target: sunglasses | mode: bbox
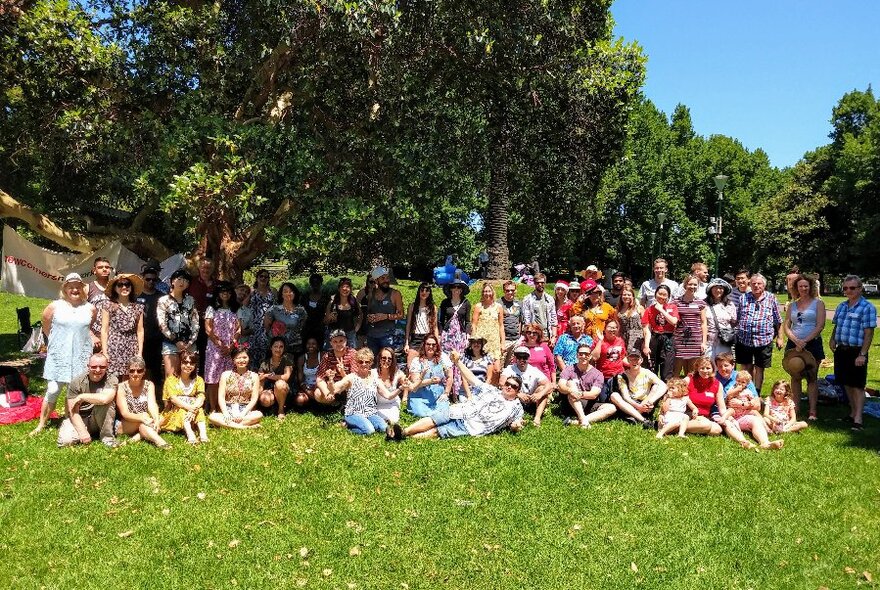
[116,282,132,288]
[504,289,516,293]
[380,356,393,362]
[88,364,108,370]
[514,354,530,361]
[576,351,590,356]
[503,381,521,390]
[525,331,539,336]
[357,360,373,366]
[128,368,145,374]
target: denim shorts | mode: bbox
[162,340,179,356]
[430,404,469,438]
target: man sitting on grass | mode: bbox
[386,350,524,440]
[56,353,119,447]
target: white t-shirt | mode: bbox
[501,363,546,395]
[449,384,525,436]
[639,278,680,306]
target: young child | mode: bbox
[656,378,699,438]
[764,380,809,434]
[719,371,763,424]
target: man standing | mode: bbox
[604,272,626,307]
[187,257,215,370]
[521,273,557,346]
[87,257,113,351]
[785,265,801,301]
[829,275,876,431]
[57,353,119,447]
[673,262,709,299]
[730,268,751,309]
[500,280,523,360]
[639,258,679,308]
[735,273,783,393]
[137,263,164,387]
[365,267,404,355]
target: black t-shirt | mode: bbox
[137,291,163,341]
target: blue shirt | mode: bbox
[553,333,594,367]
[716,370,759,397]
[736,291,782,347]
[832,296,877,347]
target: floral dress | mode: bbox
[100,301,144,376]
[473,301,503,360]
[440,302,469,395]
[248,288,276,369]
[160,375,206,431]
[204,307,239,384]
[223,370,259,412]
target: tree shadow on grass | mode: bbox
[800,399,880,453]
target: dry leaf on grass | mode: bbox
[349,546,361,556]
[228,539,240,548]
[118,530,133,538]
[299,547,309,558]
[631,562,639,573]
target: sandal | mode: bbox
[187,437,198,446]
[807,414,818,421]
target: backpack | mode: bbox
[0,366,29,409]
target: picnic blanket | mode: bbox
[0,396,49,425]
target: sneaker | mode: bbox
[563,417,574,426]
[642,419,656,431]
[102,438,120,449]
[392,423,405,441]
[851,423,864,432]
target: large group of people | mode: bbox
[29,256,875,448]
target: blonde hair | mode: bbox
[354,347,375,365]
[666,378,687,398]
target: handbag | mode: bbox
[709,304,735,346]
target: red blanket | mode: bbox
[0,396,51,425]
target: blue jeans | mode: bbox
[366,333,395,357]
[344,414,388,435]
[408,396,449,418]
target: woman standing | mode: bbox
[574,281,618,340]
[615,286,644,354]
[704,278,737,364]
[553,281,572,338]
[641,284,678,380]
[404,282,439,364]
[324,277,361,349]
[471,282,505,363]
[263,282,307,357]
[439,278,471,395]
[204,281,241,410]
[672,274,708,377]
[783,274,826,420]
[116,356,170,448]
[31,273,97,436]
[157,269,200,379]
[100,273,145,380]
[208,347,263,429]
[248,269,276,369]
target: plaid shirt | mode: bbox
[735,291,781,347]
[832,297,877,347]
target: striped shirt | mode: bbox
[344,374,378,418]
[735,291,781,347]
[832,297,877,347]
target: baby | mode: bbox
[719,371,762,424]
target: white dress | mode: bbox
[43,300,94,383]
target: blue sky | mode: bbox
[611,0,880,169]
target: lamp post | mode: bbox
[712,174,728,277]
[650,232,657,262]
[657,212,667,259]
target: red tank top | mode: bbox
[687,375,720,417]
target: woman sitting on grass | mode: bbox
[159,350,208,444]
[294,336,322,407]
[116,356,170,448]
[208,347,263,429]
[374,347,407,425]
[257,336,293,420]
[327,347,399,435]
[406,335,453,416]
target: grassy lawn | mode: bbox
[1,287,878,589]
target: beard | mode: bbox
[379,283,391,293]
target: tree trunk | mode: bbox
[485,117,512,280]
